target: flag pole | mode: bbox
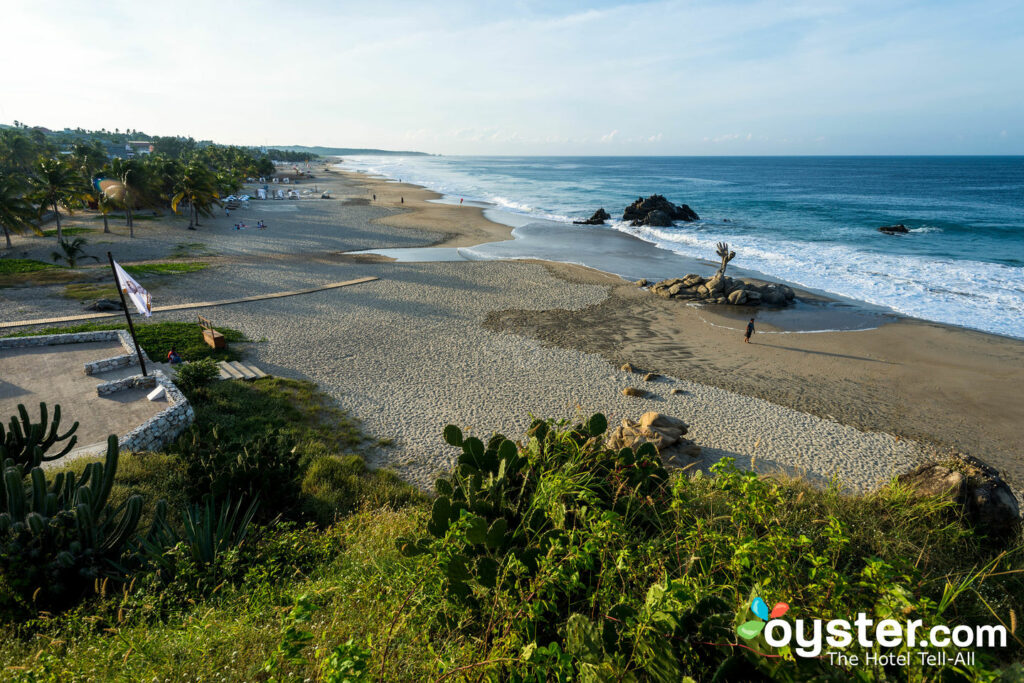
[108,252,148,377]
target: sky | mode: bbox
[1,0,1022,155]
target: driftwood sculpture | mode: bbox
[715,242,736,277]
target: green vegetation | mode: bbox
[61,282,118,300]
[0,258,61,274]
[41,226,94,237]
[3,320,247,362]
[123,261,208,277]
[1,123,293,248]
[0,388,1020,680]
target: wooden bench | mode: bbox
[198,314,226,349]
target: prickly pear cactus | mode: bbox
[396,414,640,606]
[0,435,142,607]
[0,402,79,470]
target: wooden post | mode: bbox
[107,252,148,377]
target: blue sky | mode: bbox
[1,0,1022,154]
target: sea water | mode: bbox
[340,156,1024,339]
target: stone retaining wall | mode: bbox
[85,353,137,375]
[0,329,151,365]
[97,370,195,452]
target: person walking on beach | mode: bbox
[744,318,755,343]
[372,194,376,201]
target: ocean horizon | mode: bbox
[341,155,1024,339]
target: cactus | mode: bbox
[0,402,79,470]
[0,435,143,607]
[397,414,637,605]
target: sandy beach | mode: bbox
[2,165,1022,493]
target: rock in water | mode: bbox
[879,224,909,235]
[573,208,612,225]
[622,194,699,226]
[897,455,1021,540]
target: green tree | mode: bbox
[0,174,37,249]
[31,157,83,242]
[171,162,219,230]
[104,157,149,237]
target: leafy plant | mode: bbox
[173,357,220,393]
[50,236,99,268]
[174,427,300,516]
[0,402,79,469]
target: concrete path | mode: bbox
[0,276,379,330]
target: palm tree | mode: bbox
[96,191,114,234]
[0,174,37,249]
[32,156,84,241]
[171,162,219,230]
[105,157,149,237]
[51,236,99,268]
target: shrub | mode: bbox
[173,357,219,393]
[173,428,300,517]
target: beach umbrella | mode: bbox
[93,177,126,202]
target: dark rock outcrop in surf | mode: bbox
[623,195,699,226]
[879,224,909,235]
[573,208,611,225]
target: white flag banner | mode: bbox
[113,260,152,317]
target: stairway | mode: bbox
[216,360,269,380]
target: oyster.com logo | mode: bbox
[737,596,789,640]
[735,595,1006,665]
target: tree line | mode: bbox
[0,128,305,248]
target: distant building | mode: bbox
[124,141,154,157]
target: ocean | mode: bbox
[339,156,1024,339]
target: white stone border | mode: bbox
[0,329,150,362]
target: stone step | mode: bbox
[228,361,257,379]
[217,361,245,380]
[239,362,268,378]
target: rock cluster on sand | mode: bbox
[648,273,795,306]
[878,224,909,235]
[606,412,701,461]
[623,195,699,227]
[573,208,611,225]
[897,455,1021,538]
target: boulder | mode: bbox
[84,298,123,312]
[573,208,612,225]
[622,194,699,226]
[879,224,909,235]
[606,412,701,460]
[622,387,647,398]
[897,455,1021,539]
[642,373,659,382]
[621,363,637,373]
[642,210,674,227]
[727,289,747,305]
[634,279,649,287]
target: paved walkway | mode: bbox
[0,276,379,330]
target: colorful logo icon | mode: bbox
[737,597,790,640]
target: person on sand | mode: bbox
[167,346,182,364]
[372,194,376,201]
[401,196,404,203]
[744,318,755,344]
